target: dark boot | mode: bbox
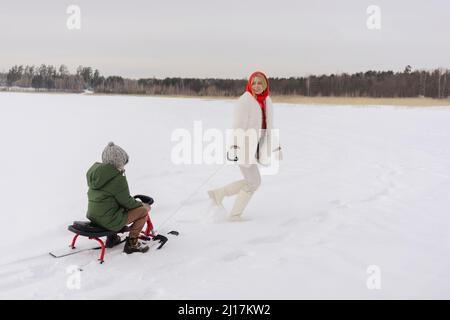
[123,237,149,254]
[105,234,122,248]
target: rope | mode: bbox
[155,163,227,231]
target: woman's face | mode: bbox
[251,77,265,95]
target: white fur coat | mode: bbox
[228,91,282,166]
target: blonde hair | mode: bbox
[251,75,268,90]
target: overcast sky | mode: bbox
[0,0,448,79]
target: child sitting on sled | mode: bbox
[86,142,149,254]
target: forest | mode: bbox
[1,64,448,98]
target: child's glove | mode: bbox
[133,194,154,205]
[142,203,151,212]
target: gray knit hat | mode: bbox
[101,142,129,170]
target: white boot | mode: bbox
[228,189,253,221]
[208,180,248,206]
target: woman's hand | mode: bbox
[273,146,283,161]
[227,145,240,162]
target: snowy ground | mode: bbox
[0,92,450,299]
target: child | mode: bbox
[86,142,149,254]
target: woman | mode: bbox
[208,71,282,221]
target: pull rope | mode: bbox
[155,163,228,231]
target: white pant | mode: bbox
[238,133,264,193]
[239,164,261,193]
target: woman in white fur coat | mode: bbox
[208,71,282,221]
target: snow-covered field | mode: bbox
[0,92,450,299]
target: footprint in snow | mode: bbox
[221,251,249,262]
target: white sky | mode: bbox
[0,0,449,78]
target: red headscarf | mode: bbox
[246,71,270,129]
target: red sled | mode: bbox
[64,195,158,264]
[66,214,156,264]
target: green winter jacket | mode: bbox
[86,162,142,231]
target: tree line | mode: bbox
[1,64,449,98]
